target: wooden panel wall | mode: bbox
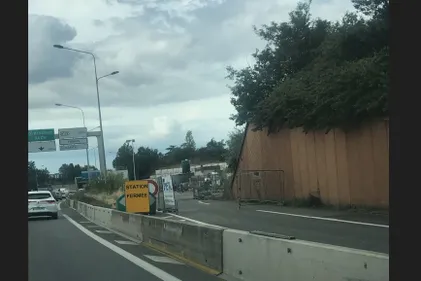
[233,120,389,208]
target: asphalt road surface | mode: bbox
[29,203,222,281]
[173,192,389,254]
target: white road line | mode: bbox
[144,255,184,265]
[77,211,142,244]
[161,216,173,219]
[86,225,102,228]
[95,230,113,234]
[198,200,210,205]
[62,214,182,281]
[168,214,224,229]
[114,240,139,245]
[256,210,389,228]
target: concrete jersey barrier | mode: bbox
[222,228,389,281]
[68,200,223,273]
[141,215,223,273]
[109,210,143,241]
[68,200,112,228]
[67,200,389,281]
[93,206,112,228]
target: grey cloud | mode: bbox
[28,0,287,110]
[28,15,78,84]
[93,19,105,26]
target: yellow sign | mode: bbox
[125,180,150,213]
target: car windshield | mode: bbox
[28,193,51,200]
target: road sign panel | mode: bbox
[162,175,176,207]
[59,143,88,151]
[58,127,87,139]
[28,140,56,153]
[28,129,55,142]
[125,180,150,213]
[59,138,88,146]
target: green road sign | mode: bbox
[28,129,55,142]
[116,194,126,212]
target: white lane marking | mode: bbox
[115,240,139,245]
[95,230,113,234]
[161,216,173,219]
[62,214,182,281]
[256,210,389,228]
[79,221,91,224]
[86,225,102,228]
[77,210,142,244]
[144,255,184,265]
[198,200,210,205]
[168,214,224,229]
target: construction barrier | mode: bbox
[93,206,112,228]
[67,200,389,281]
[222,228,389,281]
[109,210,143,241]
[141,215,223,273]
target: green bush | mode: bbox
[70,190,112,208]
[87,173,125,194]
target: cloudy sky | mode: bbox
[28,0,355,173]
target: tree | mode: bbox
[196,138,227,162]
[112,131,232,176]
[36,168,50,185]
[227,0,388,133]
[135,146,162,180]
[112,143,135,179]
[225,128,245,171]
[59,163,82,183]
[180,130,196,160]
[184,130,196,150]
[28,161,51,189]
[112,142,163,180]
[28,161,37,190]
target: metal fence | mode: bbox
[189,174,226,200]
[235,169,285,204]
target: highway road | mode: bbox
[171,192,389,254]
[29,203,222,281]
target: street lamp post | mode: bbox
[53,44,119,179]
[55,103,91,181]
[125,139,136,180]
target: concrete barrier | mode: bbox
[141,215,223,274]
[68,200,388,280]
[70,201,112,228]
[222,229,389,281]
[109,210,143,240]
[93,206,112,228]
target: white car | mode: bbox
[59,188,69,198]
[28,191,58,219]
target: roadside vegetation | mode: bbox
[227,0,388,134]
[70,190,112,208]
